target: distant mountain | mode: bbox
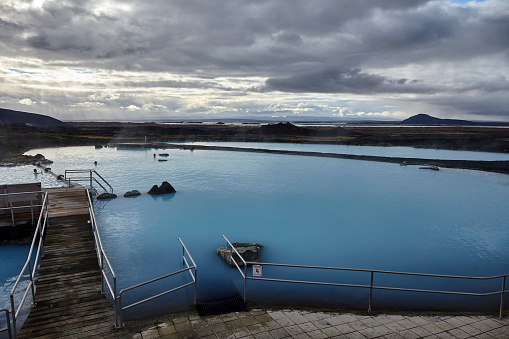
[401,114,480,126]
[0,108,69,127]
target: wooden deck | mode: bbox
[43,187,90,218]
[17,188,129,338]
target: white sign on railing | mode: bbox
[253,264,262,277]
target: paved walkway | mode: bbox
[126,308,508,339]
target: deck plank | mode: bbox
[17,188,129,338]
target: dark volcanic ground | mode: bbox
[1,122,509,174]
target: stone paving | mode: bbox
[126,308,509,339]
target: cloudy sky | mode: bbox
[1,0,508,122]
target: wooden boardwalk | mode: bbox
[17,188,129,338]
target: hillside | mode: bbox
[401,114,480,126]
[0,108,69,128]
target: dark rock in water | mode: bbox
[148,185,160,194]
[217,242,263,267]
[160,181,176,193]
[96,192,117,200]
[44,167,51,172]
[57,174,64,180]
[148,181,176,195]
[95,145,103,149]
[124,190,141,197]
[34,154,46,161]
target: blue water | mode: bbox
[2,144,509,320]
[0,165,63,188]
[0,245,33,338]
[178,141,509,161]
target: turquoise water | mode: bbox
[179,141,509,161]
[0,165,63,188]
[2,144,509,321]
[0,245,32,337]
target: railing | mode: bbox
[86,190,197,328]
[0,308,12,339]
[9,193,49,339]
[222,235,508,319]
[86,190,118,327]
[0,191,43,227]
[116,238,197,327]
[65,170,113,194]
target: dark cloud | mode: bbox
[262,67,436,94]
[1,0,508,120]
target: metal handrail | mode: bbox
[222,235,508,319]
[85,190,118,327]
[0,308,13,339]
[116,238,197,328]
[222,235,248,299]
[86,190,197,328]
[65,170,113,193]
[0,191,44,227]
[9,193,49,339]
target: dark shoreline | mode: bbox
[1,123,508,174]
[116,142,509,175]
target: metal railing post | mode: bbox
[100,251,105,295]
[28,261,37,308]
[4,309,13,339]
[244,264,247,302]
[30,194,34,224]
[9,195,14,226]
[194,268,198,305]
[118,293,123,329]
[10,295,16,339]
[114,277,119,328]
[89,170,93,189]
[500,276,506,319]
[368,271,374,313]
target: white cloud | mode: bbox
[18,98,35,105]
[123,105,141,111]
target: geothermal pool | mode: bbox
[2,143,509,321]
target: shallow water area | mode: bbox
[0,165,63,188]
[4,144,508,319]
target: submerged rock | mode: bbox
[148,181,176,195]
[217,243,263,267]
[124,190,141,197]
[96,192,117,200]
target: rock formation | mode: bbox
[96,192,117,200]
[217,243,263,267]
[124,190,141,197]
[148,181,176,195]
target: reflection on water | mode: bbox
[1,144,507,319]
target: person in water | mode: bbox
[33,169,39,174]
